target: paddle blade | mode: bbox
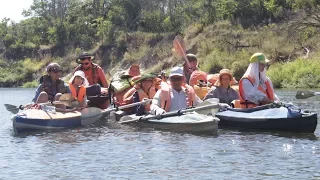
[173,35,186,57]
[296,90,315,99]
[81,107,103,125]
[4,104,20,114]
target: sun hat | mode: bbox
[69,70,89,86]
[169,66,184,77]
[189,70,207,86]
[76,52,95,63]
[214,69,235,86]
[136,74,156,83]
[250,53,270,64]
[46,63,62,73]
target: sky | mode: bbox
[0,0,34,22]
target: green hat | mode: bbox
[250,53,270,64]
[136,74,156,83]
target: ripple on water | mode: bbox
[0,88,319,179]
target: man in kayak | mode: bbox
[238,53,278,108]
[204,69,239,105]
[73,52,108,88]
[123,74,157,115]
[32,63,70,103]
[151,66,202,115]
[73,52,109,108]
[183,53,199,84]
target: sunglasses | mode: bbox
[80,62,90,65]
[48,68,62,73]
[170,76,183,81]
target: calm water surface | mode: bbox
[0,88,319,180]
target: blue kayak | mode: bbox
[215,106,317,133]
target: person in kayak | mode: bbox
[110,64,142,107]
[238,53,278,108]
[128,64,140,77]
[73,52,108,88]
[203,69,239,105]
[32,63,70,103]
[67,70,89,108]
[123,74,157,115]
[189,70,210,100]
[73,52,109,108]
[183,53,199,84]
[151,66,202,115]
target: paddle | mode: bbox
[4,100,74,114]
[296,90,320,99]
[118,103,220,124]
[80,99,152,125]
[173,35,190,68]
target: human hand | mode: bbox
[155,108,166,115]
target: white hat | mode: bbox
[169,66,184,77]
[69,70,89,87]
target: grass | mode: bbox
[1,21,320,88]
[267,58,320,88]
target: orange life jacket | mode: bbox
[160,83,195,112]
[193,85,210,100]
[74,63,103,86]
[238,76,275,108]
[69,83,86,103]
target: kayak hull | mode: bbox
[116,112,219,134]
[12,108,108,134]
[215,107,317,133]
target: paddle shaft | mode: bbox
[102,99,152,115]
[119,103,219,124]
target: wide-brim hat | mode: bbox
[189,70,207,86]
[69,70,89,86]
[76,52,95,63]
[214,69,237,86]
[136,74,156,83]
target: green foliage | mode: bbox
[267,58,320,88]
[22,81,38,88]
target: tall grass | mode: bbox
[267,58,320,88]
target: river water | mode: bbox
[0,88,319,180]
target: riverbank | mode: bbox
[1,21,319,88]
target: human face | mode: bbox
[259,63,266,72]
[79,58,92,70]
[130,66,140,76]
[74,76,84,86]
[189,61,197,70]
[48,69,62,81]
[141,79,153,91]
[220,74,231,88]
[170,75,183,91]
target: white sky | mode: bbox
[0,0,34,22]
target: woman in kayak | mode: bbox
[123,74,157,115]
[237,53,278,108]
[68,70,89,108]
[32,63,70,104]
[203,69,239,105]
